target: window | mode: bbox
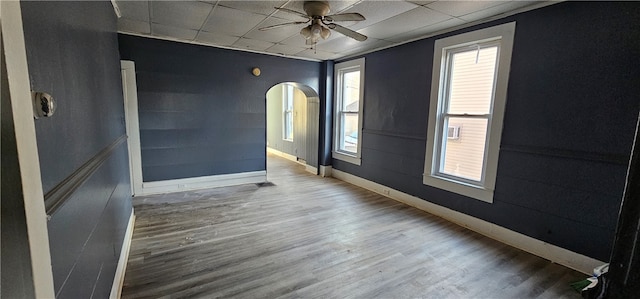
[283,84,294,141]
[334,58,365,165]
[424,22,516,203]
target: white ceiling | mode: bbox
[115,0,554,61]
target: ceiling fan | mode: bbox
[259,1,368,45]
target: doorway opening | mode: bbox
[265,82,320,179]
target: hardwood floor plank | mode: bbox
[121,153,584,298]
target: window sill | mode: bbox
[333,151,361,165]
[423,174,493,203]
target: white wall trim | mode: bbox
[1,2,56,297]
[305,165,318,175]
[331,169,604,275]
[267,147,298,163]
[319,165,332,177]
[109,211,135,299]
[120,61,144,197]
[138,171,266,196]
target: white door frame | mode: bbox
[120,61,144,196]
[2,1,56,296]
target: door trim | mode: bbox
[1,1,56,296]
[120,61,144,196]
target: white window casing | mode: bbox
[334,58,365,165]
[283,84,294,141]
[424,22,516,203]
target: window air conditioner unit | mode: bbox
[447,126,460,140]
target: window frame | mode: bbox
[423,22,516,203]
[333,58,365,165]
[283,84,294,142]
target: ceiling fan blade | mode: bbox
[259,21,309,31]
[275,7,311,20]
[325,13,365,22]
[327,23,367,41]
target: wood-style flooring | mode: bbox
[121,153,584,298]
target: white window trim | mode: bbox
[423,22,516,203]
[333,58,365,165]
[283,84,293,142]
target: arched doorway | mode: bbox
[266,82,320,175]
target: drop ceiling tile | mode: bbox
[359,6,451,40]
[244,17,307,43]
[426,1,504,17]
[385,17,465,42]
[217,1,287,16]
[233,37,276,51]
[151,1,214,30]
[152,24,198,40]
[295,48,338,60]
[459,1,538,21]
[278,33,311,46]
[341,0,419,31]
[115,0,149,22]
[118,18,151,34]
[264,43,309,56]
[196,31,241,46]
[203,6,268,36]
[317,36,392,54]
[324,0,361,14]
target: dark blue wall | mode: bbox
[118,35,322,182]
[21,1,132,297]
[333,1,640,261]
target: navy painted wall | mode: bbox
[21,1,132,297]
[333,1,640,261]
[118,35,322,182]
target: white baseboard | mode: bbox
[267,147,298,162]
[138,171,266,196]
[331,169,604,275]
[110,211,135,299]
[305,165,318,175]
[319,165,332,177]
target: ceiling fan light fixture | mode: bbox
[321,26,331,39]
[311,22,322,37]
[300,26,312,39]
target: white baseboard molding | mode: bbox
[319,165,332,177]
[267,147,298,163]
[331,169,604,275]
[110,210,135,299]
[138,171,266,196]
[305,165,318,175]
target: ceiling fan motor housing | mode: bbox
[303,1,331,18]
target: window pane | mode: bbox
[286,85,294,110]
[440,117,488,181]
[342,70,360,112]
[340,112,359,153]
[447,46,498,115]
[284,112,293,140]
